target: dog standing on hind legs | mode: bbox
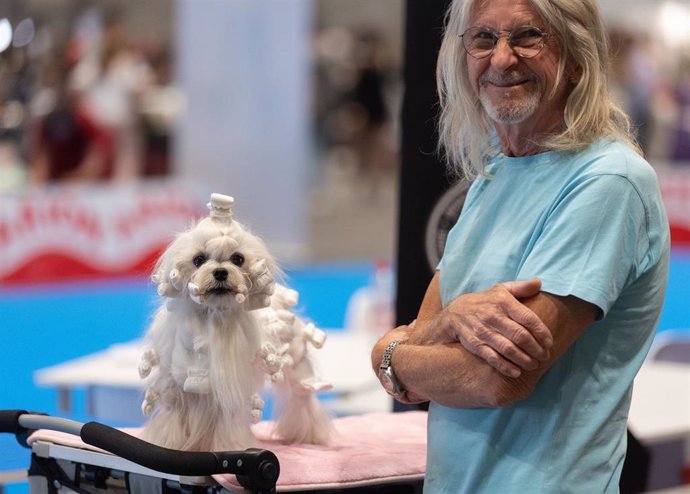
[138,193,333,451]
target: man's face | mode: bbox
[466,0,569,129]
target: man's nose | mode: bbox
[490,37,519,70]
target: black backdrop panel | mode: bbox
[396,0,454,328]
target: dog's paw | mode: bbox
[183,368,210,394]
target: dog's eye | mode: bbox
[192,255,207,268]
[230,253,245,267]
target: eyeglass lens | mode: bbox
[463,26,546,59]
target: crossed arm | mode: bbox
[370,273,599,408]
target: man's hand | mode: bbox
[410,278,553,378]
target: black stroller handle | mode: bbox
[0,409,29,434]
[0,410,279,493]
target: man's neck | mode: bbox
[494,108,566,157]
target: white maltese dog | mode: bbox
[138,193,333,451]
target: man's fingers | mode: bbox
[512,307,553,350]
[494,320,549,363]
[466,330,539,371]
[475,292,552,357]
[497,278,553,350]
[443,284,554,372]
[500,277,541,299]
[474,344,522,378]
[497,319,553,363]
[498,295,553,350]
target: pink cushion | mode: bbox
[28,411,427,491]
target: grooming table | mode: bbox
[2,410,426,493]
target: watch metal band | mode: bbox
[380,339,400,370]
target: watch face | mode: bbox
[378,368,396,394]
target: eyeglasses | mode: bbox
[460,26,551,59]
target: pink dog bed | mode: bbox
[28,411,427,492]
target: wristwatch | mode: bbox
[378,340,407,400]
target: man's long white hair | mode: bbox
[436,0,640,180]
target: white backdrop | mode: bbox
[173,0,314,263]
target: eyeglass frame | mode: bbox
[459,25,552,60]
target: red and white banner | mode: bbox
[659,168,690,247]
[1,169,688,285]
[0,181,206,284]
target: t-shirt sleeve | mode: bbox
[516,173,650,317]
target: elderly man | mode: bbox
[372,0,669,492]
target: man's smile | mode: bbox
[481,73,534,88]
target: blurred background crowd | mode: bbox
[0,0,688,261]
[0,2,177,189]
[0,0,408,262]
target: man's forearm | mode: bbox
[371,322,523,408]
[391,292,599,409]
[392,342,524,408]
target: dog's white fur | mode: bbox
[138,194,332,451]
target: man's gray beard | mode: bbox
[479,88,541,124]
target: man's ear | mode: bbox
[566,64,582,85]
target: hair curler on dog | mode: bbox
[207,193,234,223]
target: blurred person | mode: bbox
[609,30,658,156]
[0,138,27,192]
[311,27,398,200]
[349,30,399,199]
[71,10,151,181]
[670,61,690,162]
[29,67,114,183]
[312,26,354,156]
[137,46,181,177]
[371,0,669,492]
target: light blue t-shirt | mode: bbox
[428,140,670,493]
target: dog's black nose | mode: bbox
[213,268,228,281]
